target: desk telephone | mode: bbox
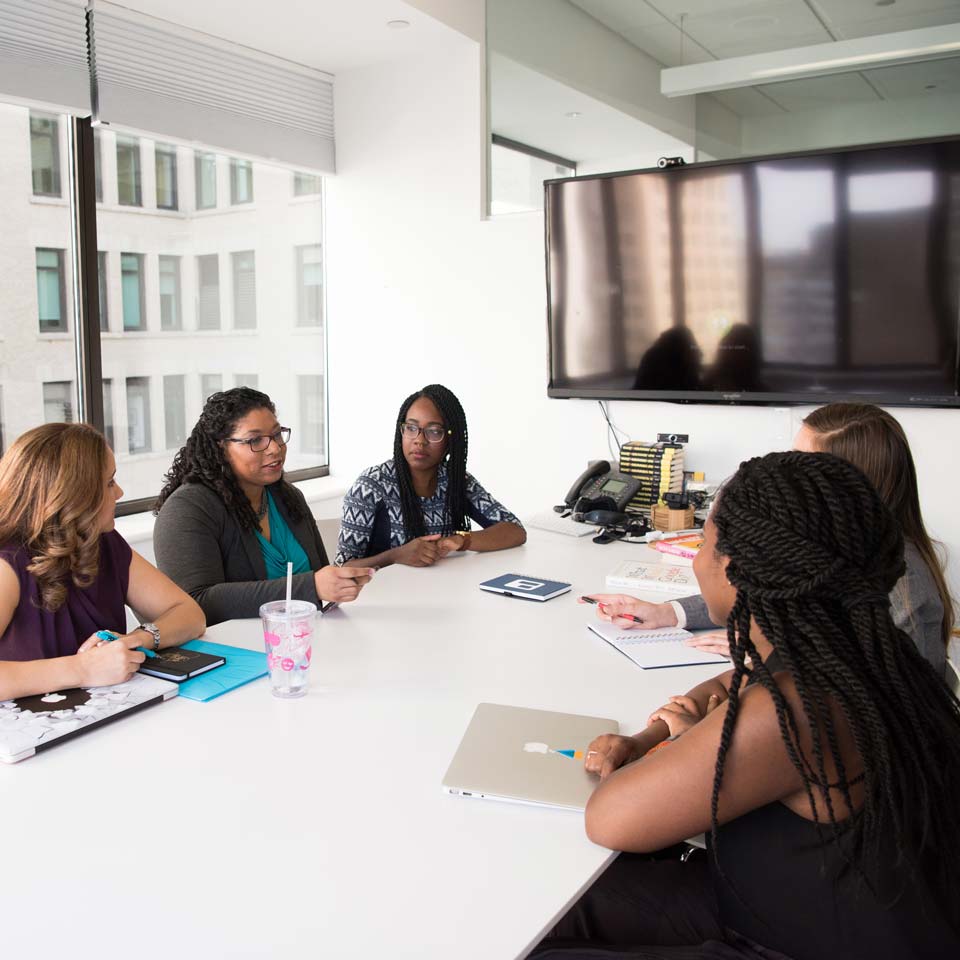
[562,461,642,516]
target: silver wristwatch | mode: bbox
[138,622,161,651]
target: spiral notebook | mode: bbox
[586,620,728,669]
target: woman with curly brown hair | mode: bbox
[154,387,373,625]
[0,423,205,700]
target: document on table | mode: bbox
[586,621,729,670]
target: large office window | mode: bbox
[230,159,253,204]
[116,136,142,206]
[102,379,115,448]
[30,114,61,197]
[293,171,321,196]
[201,374,222,402]
[126,377,152,453]
[98,252,109,331]
[298,376,325,455]
[43,381,74,423]
[296,244,323,327]
[195,151,217,209]
[159,256,182,330]
[36,248,67,332]
[232,251,257,329]
[197,254,221,329]
[155,144,178,210]
[164,375,186,448]
[121,253,146,330]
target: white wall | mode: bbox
[326,31,960,604]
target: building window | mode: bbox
[194,151,217,210]
[232,250,257,329]
[197,254,220,329]
[230,159,253,204]
[201,374,222,402]
[163,375,186,448]
[94,128,103,203]
[159,255,182,330]
[98,252,109,332]
[42,381,74,423]
[155,144,178,210]
[126,377,152,453]
[30,113,61,197]
[121,253,146,330]
[116,136,142,206]
[36,248,67,333]
[235,373,259,389]
[299,376,325,455]
[102,379,115,448]
[296,244,323,327]
[293,171,321,196]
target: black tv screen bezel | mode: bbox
[543,134,960,409]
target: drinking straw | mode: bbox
[285,561,293,611]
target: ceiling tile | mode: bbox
[708,87,789,117]
[755,72,883,111]
[864,54,960,97]
[813,0,960,36]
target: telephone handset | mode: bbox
[562,460,642,512]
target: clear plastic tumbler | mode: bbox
[259,599,316,699]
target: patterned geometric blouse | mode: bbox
[336,459,522,564]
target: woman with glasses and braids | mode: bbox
[535,451,960,960]
[154,388,373,626]
[585,402,953,677]
[337,384,525,568]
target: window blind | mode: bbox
[0,0,90,114]
[89,1,335,172]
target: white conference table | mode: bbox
[1,530,724,960]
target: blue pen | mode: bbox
[95,629,157,658]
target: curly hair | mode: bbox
[393,384,469,539]
[155,387,303,531]
[0,423,108,612]
[709,451,960,923]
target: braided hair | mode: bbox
[393,384,469,539]
[709,451,960,921]
[154,387,304,531]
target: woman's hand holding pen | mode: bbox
[578,594,679,630]
[74,636,145,686]
[583,733,645,780]
[315,566,374,603]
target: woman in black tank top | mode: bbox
[534,452,960,960]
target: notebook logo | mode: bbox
[505,578,544,591]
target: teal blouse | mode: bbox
[255,489,312,579]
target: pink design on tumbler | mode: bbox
[305,646,312,662]
[281,658,295,672]
[264,631,281,647]
[267,652,283,670]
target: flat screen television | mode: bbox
[545,137,960,407]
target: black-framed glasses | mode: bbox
[399,421,450,444]
[223,427,292,452]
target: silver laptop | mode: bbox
[442,702,619,811]
[0,674,178,763]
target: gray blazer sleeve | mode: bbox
[890,542,946,679]
[154,484,324,626]
[676,594,717,631]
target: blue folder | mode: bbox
[176,639,267,702]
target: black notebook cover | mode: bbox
[139,648,225,682]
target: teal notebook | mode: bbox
[177,640,267,702]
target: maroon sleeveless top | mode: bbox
[0,531,132,661]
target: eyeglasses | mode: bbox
[223,427,291,452]
[399,421,450,444]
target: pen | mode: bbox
[579,596,646,624]
[95,629,157,658]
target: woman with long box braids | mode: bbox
[336,384,525,569]
[535,451,960,960]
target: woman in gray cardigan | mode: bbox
[154,388,373,626]
[586,403,953,677]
